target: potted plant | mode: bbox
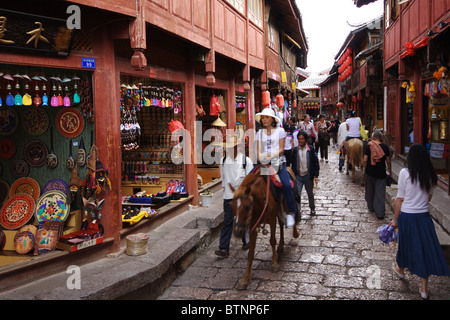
[200,189,213,207]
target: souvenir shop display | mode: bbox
[34,220,63,256]
[9,177,41,201]
[0,64,99,264]
[0,194,35,230]
[120,77,185,204]
[46,127,58,169]
[24,139,48,167]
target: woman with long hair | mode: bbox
[390,143,450,299]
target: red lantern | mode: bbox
[276,93,284,108]
[293,100,297,108]
[262,90,270,106]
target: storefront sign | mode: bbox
[0,9,74,56]
[82,57,96,69]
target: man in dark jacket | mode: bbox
[291,131,320,216]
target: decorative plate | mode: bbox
[0,194,36,230]
[56,108,85,138]
[0,107,19,136]
[10,177,41,201]
[0,138,16,159]
[21,107,49,136]
[24,139,48,167]
[34,190,70,222]
[42,179,68,195]
[11,159,30,178]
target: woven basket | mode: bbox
[125,233,149,256]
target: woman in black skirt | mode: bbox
[390,144,450,299]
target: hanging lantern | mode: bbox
[293,100,297,108]
[352,95,357,103]
[276,93,284,108]
[262,90,270,106]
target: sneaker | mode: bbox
[286,214,295,227]
[215,249,229,257]
[419,290,429,300]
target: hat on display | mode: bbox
[255,107,281,124]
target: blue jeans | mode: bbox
[296,174,315,213]
[219,199,247,250]
[278,164,297,214]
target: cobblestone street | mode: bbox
[158,149,450,300]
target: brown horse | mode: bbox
[346,138,365,186]
[230,166,299,290]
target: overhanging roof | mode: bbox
[354,0,378,8]
[270,0,308,53]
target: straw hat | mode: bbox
[255,107,280,124]
[223,135,239,149]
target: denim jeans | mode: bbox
[296,174,315,213]
[278,164,297,214]
[219,199,247,250]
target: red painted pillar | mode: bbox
[92,26,122,252]
[227,76,237,131]
[185,66,199,205]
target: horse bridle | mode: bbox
[234,173,271,234]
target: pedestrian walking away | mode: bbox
[316,114,330,163]
[291,131,319,217]
[216,135,253,257]
[328,114,340,148]
[363,130,391,219]
[284,124,294,167]
[255,108,297,227]
[337,115,348,171]
[389,143,450,299]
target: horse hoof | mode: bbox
[236,279,248,291]
[272,264,280,273]
[293,228,300,239]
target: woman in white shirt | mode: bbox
[345,110,361,140]
[255,108,297,227]
[390,144,450,299]
[283,124,294,167]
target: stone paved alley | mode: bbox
[158,149,450,300]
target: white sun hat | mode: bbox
[255,107,281,124]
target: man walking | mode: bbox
[216,136,253,257]
[363,130,392,219]
[291,131,320,217]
